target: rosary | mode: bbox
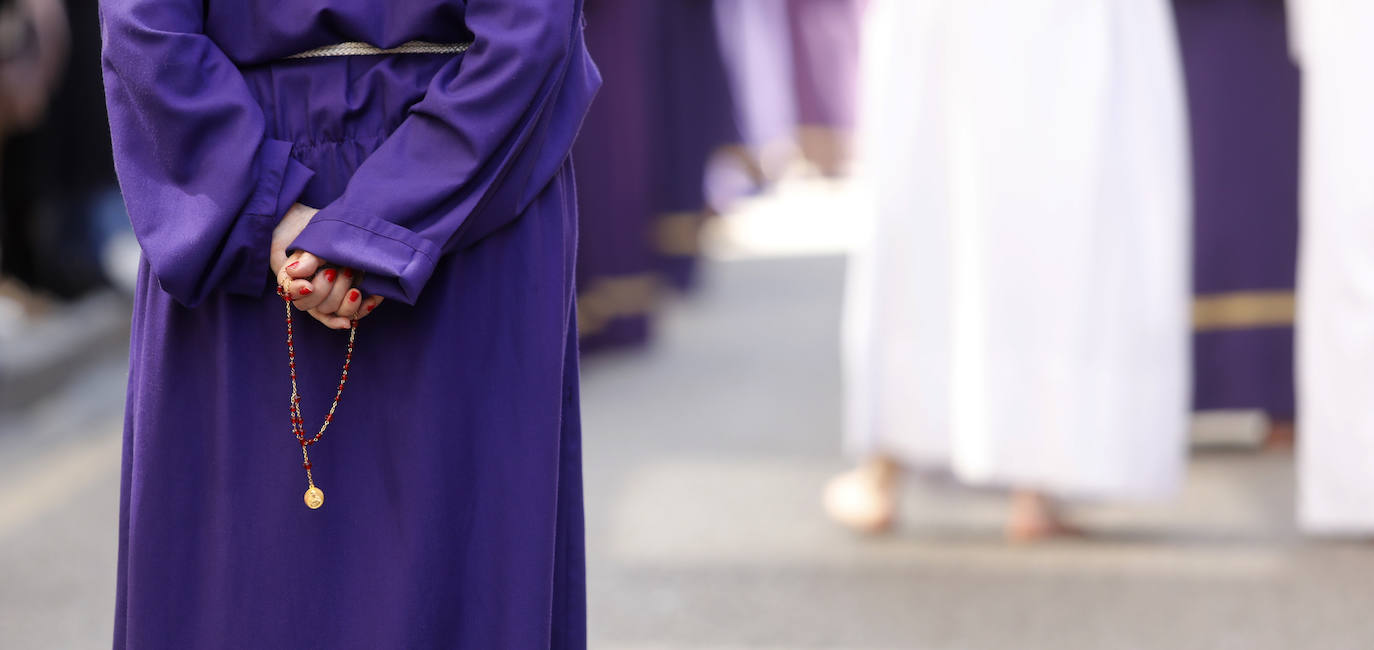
[277,286,357,509]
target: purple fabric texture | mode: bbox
[574,0,656,351]
[714,0,796,155]
[1174,0,1300,417]
[573,0,740,352]
[101,0,599,647]
[650,0,741,291]
[786,0,860,130]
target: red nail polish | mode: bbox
[324,269,337,282]
[365,303,374,312]
[287,261,299,270]
[348,290,360,303]
[343,268,353,278]
[299,286,313,296]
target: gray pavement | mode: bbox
[1,254,1369,649]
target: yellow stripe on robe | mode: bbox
[1193,290,1296,331]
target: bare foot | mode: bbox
[1005,490,1083,543]
[823,456,900,534]
[1263,419,1295,453]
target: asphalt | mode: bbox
[1,252,1368,650]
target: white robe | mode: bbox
[843,0,1191,500]
[1290,1,1374,533]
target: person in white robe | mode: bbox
[1289,1,1374,535]
[826,0,1192,541]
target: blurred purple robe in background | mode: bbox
[715,0,796,183]
[573,0,739,353]
[714,0,860,182]
[786,0,861,176]
[650,0,742,291]
[1174,0,1300,418]
[574,0,657,350]
[101,0,598,646]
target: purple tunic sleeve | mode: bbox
[100,0,315,307]
[288,0,583,305]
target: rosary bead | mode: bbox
[281,296,358,509]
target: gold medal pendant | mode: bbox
[304,485,325,509]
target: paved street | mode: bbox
[1,250,1372,649]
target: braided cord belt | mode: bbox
[285,40,473,59]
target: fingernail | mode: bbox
[299,286,313,296]
[365,303,374,312]
[343,268,353,278]
[287,261,299,270]
[324,269,337,282]
[348,290,360,303]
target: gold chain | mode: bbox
[279,287,358,509]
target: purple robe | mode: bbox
[101,0,599,647]
[714,0,796,180]
[574,0,657,351]
[1174,0,1300,418]
[785,0,860,176]
[651,0,741,291]
[574,0,739,344]
[786,0,859,130]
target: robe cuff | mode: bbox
[288,211,441,305]
[222,139,316,297]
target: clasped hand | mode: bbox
[270,203,384,330]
